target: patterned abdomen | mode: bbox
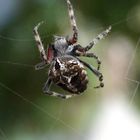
[49,56,88,94]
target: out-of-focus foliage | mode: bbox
[0,0,140,139]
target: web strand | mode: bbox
[0,14,137,42]
[0,81,87,139]
[0,128,8,140]
[0,35,34,42]
[0,61,34,68]
[0,5,139,139]
[124,37,140,104]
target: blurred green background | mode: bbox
[0,0,140,140]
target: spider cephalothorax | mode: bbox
[33,0,111,99]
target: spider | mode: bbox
[33,0,111,99]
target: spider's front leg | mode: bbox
[85,26,111,51]
[78,59,104,88]
[33,21,48,70]
[66,0,78,44]
[35,61,49,70]
[43,78,76,99]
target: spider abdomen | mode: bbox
[48,56,88,94]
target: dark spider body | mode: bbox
[33,0,111,99]
[48,36,88,93]
[49,55,88,93]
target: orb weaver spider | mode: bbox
[33,0,111,99]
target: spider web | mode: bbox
[0,2,140,140]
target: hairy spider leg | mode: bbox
[85,26,111,51]
[75,51,101,70]
[72,26,111,70]
[43,78,76,99]
[66,0,78,43]
[78,59,104,88]
[33,21,48,62]
[35,61,49,70]
[43,78,52,91]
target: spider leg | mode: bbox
[33,21,48,62]
[43,78,52,91]
[72,44,101,70]
[35,61,48,70]
[75,52,101,70]
[43,78,76,99]
[85,26,111,51]
[66,0,78,44]
[78,59,104,88]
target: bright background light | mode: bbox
[89,97,140,140]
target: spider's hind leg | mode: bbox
[44,90,76,99]
[43,78,76,99]
[79,59,104,88]
[75,51,101,71]
[83,52,101,71]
